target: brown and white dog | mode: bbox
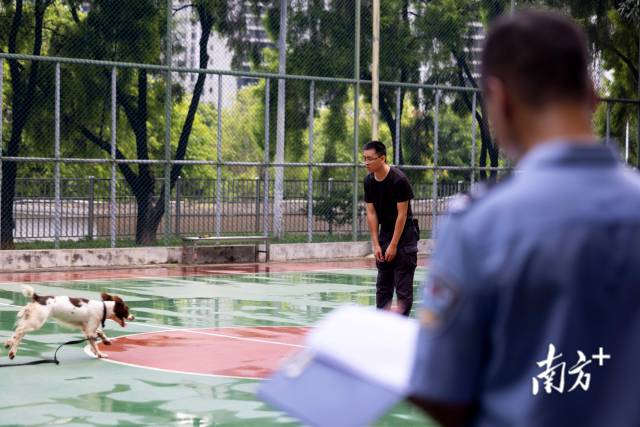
[4,285,134,359]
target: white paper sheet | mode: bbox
[306,305,420,394]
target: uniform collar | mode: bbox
[517,140,619,171]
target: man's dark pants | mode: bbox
[375,223,419,316]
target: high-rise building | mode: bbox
[463,21,485,85]
[237,5,273,88]
[172,1,273,107]
[172,4,236,107]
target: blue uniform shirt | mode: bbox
[411,142,640,427]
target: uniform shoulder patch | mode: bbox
[419,275,459,330]
[446,181,496,215]
[447,193,472,214]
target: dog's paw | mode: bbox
[4,340,12,349]
[8,351,15,360]
[97,353,109,359]
[102,339,112,346]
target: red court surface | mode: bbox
[96,326,311,379]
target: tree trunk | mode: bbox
[0,162,18,250]
[379,89,404,163]
[131,6,215,244]
[1,0,48,249]
[135,191,158,246]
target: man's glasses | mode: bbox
[362,155,383,164]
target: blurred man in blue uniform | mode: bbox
[410,10,640,427]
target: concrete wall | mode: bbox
[269,240,434,262]
[0,247,181,271]
[0,240,434,271]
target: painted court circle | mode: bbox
[94,326,310,379]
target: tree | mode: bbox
[0,0,55,249]
[55,0,244,245]
[519,1,639,163]
[246,0,503,182]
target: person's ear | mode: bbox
[484,77,511,121]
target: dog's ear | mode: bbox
[113,296,123,303]
[101,293,113,301]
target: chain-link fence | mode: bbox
[0,0,638,248]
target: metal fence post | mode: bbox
[352,0,361,242]
[307,81,315,243]
[0,59,3,237]
[273,0,288,240]
[88,176,95,240]
[254,176,261,234]
[471,91,477,186]
[637,101,640,169]
[215,74,223,237]
[605,101,611,144]
[175,175,182,236]
[163,0,173,245]
[395,86,401,165]
[431,90,441,235]
[110,67,117,248]
[54,62,61,249]
[263,78,270,237]
[328,177,334,235]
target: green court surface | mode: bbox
[0,263,435,426]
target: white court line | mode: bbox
[126,322,305,348]
[0,300,305,348]
[0,264,369,287]
[0,302,19,308]
[3,298,307,379]
[83,345,266,381]
[88,325,308,379]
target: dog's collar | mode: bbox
[101,302,107,328]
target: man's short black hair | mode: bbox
[363,140,387,156]
[481,10,592,108]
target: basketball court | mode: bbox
[0,260,434,426]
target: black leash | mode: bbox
[0,338,88,368]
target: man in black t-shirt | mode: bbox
[363,140,419,316]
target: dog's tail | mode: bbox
[21,285,36,300]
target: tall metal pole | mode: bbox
[307,82,315,243]
[431,91,441,235]
[110,67,117,248]
[215,74,223,237]
[371,0,380,140]
[0,59,3,236]
[163,0,173,245]
[54,62,61,249]
[352,0,361,241]
[471,92,477,185]
[263,79,270,237]
[606,101,611,144]
[273,0,288,239]
[394,87,401,165]
[625,120,630,163]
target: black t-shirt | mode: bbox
[364,167,414,232]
